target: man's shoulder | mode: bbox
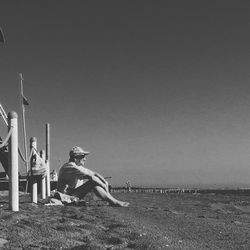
[65,161,75,166]
[61,162,76,169]
[61,162,87,171]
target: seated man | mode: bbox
[57,146,129,207]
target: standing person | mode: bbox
[51,169,58,181]
[57,146,129,207]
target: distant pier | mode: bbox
[110,187,250,195]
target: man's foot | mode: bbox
[110,201,130,207]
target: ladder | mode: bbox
[0,103,9,175]
[0,103,8,126]
[0,103,29,192]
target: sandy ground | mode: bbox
[1,191,250,249]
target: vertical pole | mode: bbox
[30,137,37,203]
[46,123,51,196]
[19,74,29,174]
[8,111,19,211]
[40,150,46,199]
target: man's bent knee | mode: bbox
[71,181,95,198]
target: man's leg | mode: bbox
[70,181,95,199]
[93,185,129,207]
[71,181,129,207]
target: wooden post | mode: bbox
[8,111,19,211]
[19,74,29,174]
[46,123,51,196]
[40,150,46,199]
[30,137,37,203]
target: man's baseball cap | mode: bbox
[69,146,89,158]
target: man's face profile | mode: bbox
[75,155,87,166]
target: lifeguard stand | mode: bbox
[0,103,9,175]
[0,103,27,192]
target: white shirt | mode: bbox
[57,161,90,194]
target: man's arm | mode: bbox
[94,172,107,184]
[77,166,108,191]
[93,172,109,192]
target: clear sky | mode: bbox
[1,1,250,187]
